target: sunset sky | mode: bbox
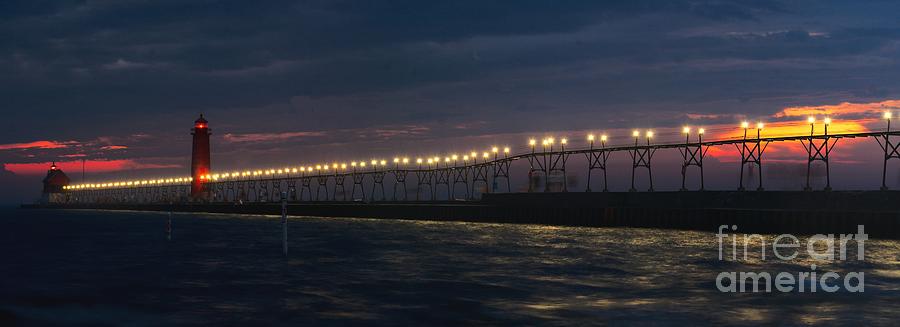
[2,0,900,203]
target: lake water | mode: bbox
[1,208,898,325]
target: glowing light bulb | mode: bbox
[393,158,400,163]
[402,158,409,164]
[698,128,705,135]
[600,134,608,141]
[756,122,764,129]
[561,138,568,145]
[884,111,893,119]
[646,131,654,138]
[503,147,510,153]
[823,117,832,125]
[683,126,690,134]
[417,158,423,164]
[632,130,640,137]
[529,139,536,146]
[807,116,816,124]
[588,134,595,141]
[492,147,498,153]
[741,121,750,129]
[451,154,458,160]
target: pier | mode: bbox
[28,114,900,238]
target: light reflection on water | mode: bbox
[0,209,898,325]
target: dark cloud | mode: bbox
[2,0,900,203]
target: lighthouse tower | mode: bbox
[191,114,211,198]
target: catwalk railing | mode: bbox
[60,128,900,204]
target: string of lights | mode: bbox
[63,112,899,197]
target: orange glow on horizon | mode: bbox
[703,118,874,162]
[774,100,900,119]
[0,140,75,151]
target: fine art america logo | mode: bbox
[715,225,867,293]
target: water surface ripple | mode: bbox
[1,209,898,325]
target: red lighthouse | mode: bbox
[191,114,211,198]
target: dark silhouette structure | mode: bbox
[41,162,70,203]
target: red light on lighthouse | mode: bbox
[191,114,211,198]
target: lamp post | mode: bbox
[543,138,553,192]
[823,117,832,191]
[756,122,765,191]
[808,116,816,136]
[528,139,537,192]
[646,130,654,192]
[587,134,595,192]
[629,130,640,192]
[882,111,893,190]
[698,128,705,190]
[738,122,750,191]
[680,127,690,191]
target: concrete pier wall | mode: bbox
[22,191,900,238]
